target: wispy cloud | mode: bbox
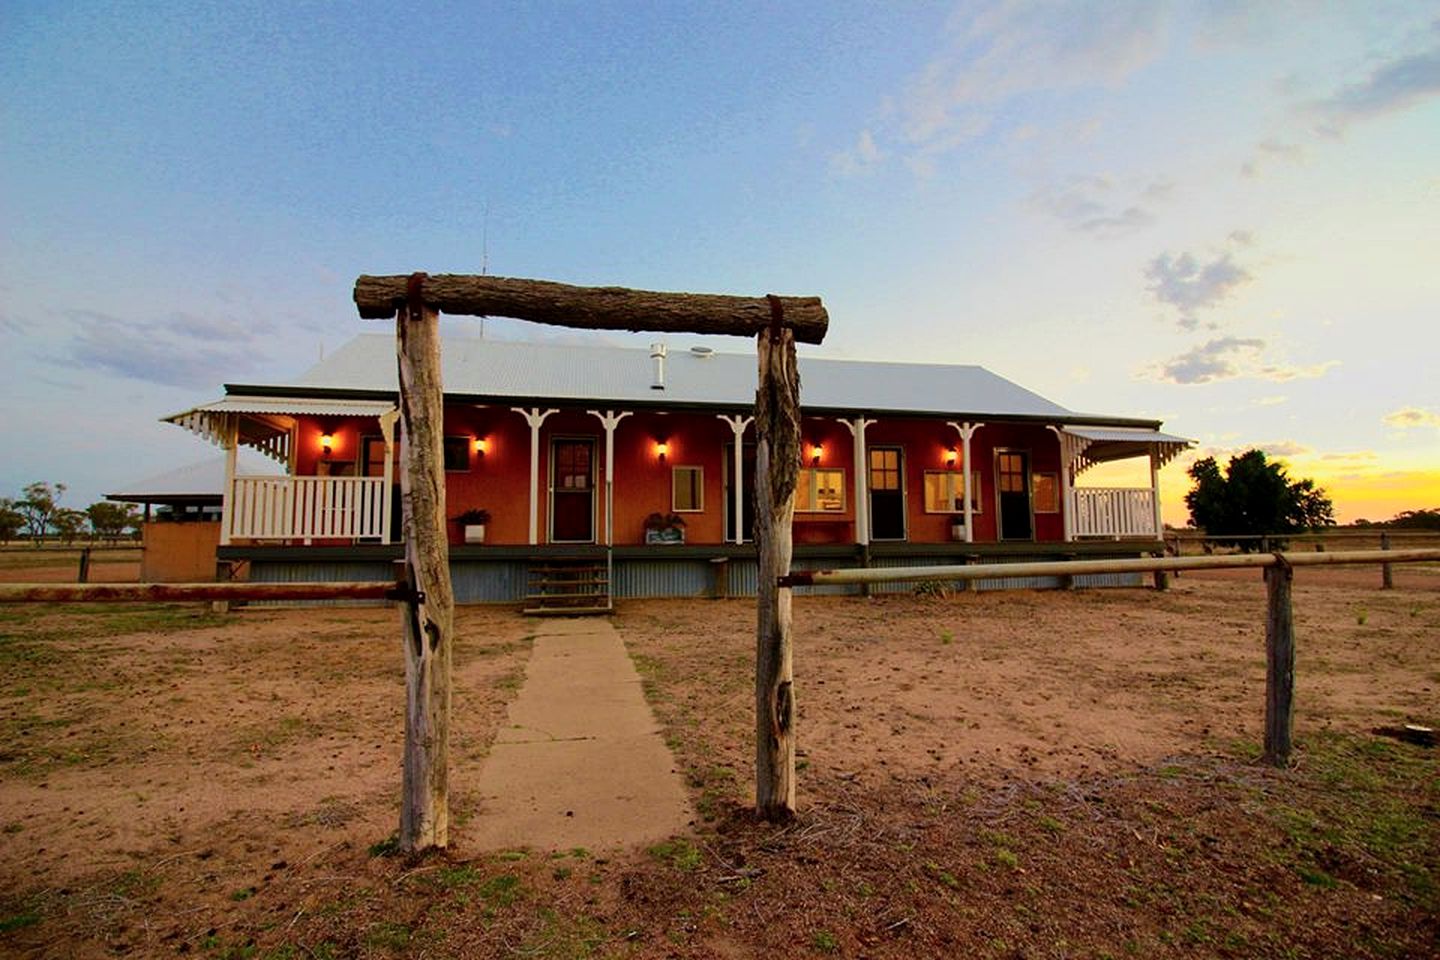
[1144,245,1253,329]
[1029,176,1171,233]
[1259,440,1313,458]
[1382,406,1440,430]
[830,129,886,178]
[52,309,272,389]
[1150,337,1338,384]
[831,1,1171,175]
[1312,40,1440,135]
[1240,138,1306,178]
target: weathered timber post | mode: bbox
[1381,532,1393,589]
[1263,555,1295,767]
[77,548,91,584]
[754,302,801,821]
[396,274,456,852]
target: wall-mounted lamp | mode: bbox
[811,443,823,465]
[474,436,489,456]
[945,446,958,467]
[320,433,335,458]
[656,439,669,461]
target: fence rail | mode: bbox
[0,581,403,604]
[777,548,1440,588]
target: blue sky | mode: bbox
[2,1,1437,522]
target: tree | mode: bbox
[0,498,22,543]
[1387,508,1440,530]
[1185,449,1335,547]
[87,501,141,542]
[15,482,67,544]
[51,508,86,545]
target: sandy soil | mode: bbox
[1,574,1436,958]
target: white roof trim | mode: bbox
[1060,425,1194,475]
[163,397,396,465]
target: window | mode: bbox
[922,471,984,513]
[796,468,845,512]
[672,466,703,512]
[868,448,900,491]
[1032,473,1060,513]
[443,436,470,472]
[361,436,399,478]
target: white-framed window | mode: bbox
[922,470,983,513]
[1032,473,1060,513]
[796,467,845,512]
[672,466,704,512]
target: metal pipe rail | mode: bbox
[0,581,408,604]
[778,548,1440,588]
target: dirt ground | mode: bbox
[0,549,140,584]
[1,569,1436,958]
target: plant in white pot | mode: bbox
[455,509,491,544]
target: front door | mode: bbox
[723,441,756,542]
[869,446,906,541]
[550,438,595,543]
[996,450,1033,540]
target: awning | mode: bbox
[163,396,397,464]
[1058,425,1194,475]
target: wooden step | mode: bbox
[523,604,614,616]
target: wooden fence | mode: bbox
[781,548,1440,769]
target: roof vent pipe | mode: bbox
[650,342,667,390]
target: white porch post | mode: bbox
[717,414,753,544]
[1047,426,1076,543]
[840,417,874,545]
[379,407,399,544]
[587,409,632,546]
[220,415,238,546]
[947,421,983,543]
[513,407,558,545]
[1149,449,1164,538]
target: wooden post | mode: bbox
[1151,552,1169,591]
[77,547,91,584]
[396,276,456,852]
[1381,532,1393,589]
[1263,556,1294,768]
[754,310,800,821]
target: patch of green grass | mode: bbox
[812,929,839,953]
[364,921,412,950]
[647,838,703,872]
[1037,814,1065,834]
[229,887,255,901]
[368,834,401,858]
[0,912,41,933]
[993,848,1020,870]
[477,874,523,909]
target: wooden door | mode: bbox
[996,450,1033,541]
[723,442,756,542]
[868,446,906,541]
[550,438,595,543]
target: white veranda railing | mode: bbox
[227,476,389,542]
[1072,487,1157,538]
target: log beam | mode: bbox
[754,310,801,821]
[354,274,829,345]
[396,280,456,852]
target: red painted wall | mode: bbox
[281,408,1070,546]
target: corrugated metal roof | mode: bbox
[1065,426,1192,445]
[166,395,396,419]
[106,453,281,501]
[237,334,1120,422]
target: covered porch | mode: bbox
[1052,426,1192,540]
[165,396,400,545]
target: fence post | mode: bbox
[1381,532,1393,590]
[754,308,800,822]
[77,547,91,584]
[1263,556,1295,767]
[396,276,456,852]
[1151,551,1169,591]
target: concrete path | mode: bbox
[464,618,694,851]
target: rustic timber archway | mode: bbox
[355,273,828,851]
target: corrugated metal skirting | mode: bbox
[246,553,1143,603]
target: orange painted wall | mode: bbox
[141,521,221,581]
[281,409,1071,546]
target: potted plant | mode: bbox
[643,512,687,545]
[455,509,491,544]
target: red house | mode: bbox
[164,335,1190,603]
